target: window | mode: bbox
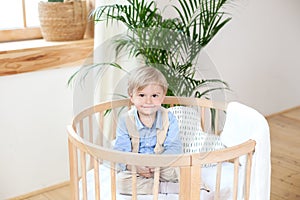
[0,0,42,42]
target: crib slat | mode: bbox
[79,120,84,138]
[80,151,88,200]
[112,109,118,140]
[89,115,94,169]
[131,165,137,200]
[111,162,116,200]
[89,115,93,142]
[180,167,191,200]
[214,162,222,200]
[93,158,100,200]
[152,167,160,200]
[245,152,253,200]
[214,109,219,135]
[190,165,200,200]
[233,158,240,200]
[98,112,104,146]
[201,107,205,131]
[68,138,79,200]
[79,120,88,200]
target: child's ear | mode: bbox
[161,93,166,102]
[129,93,134,102]
[163,90,167,97]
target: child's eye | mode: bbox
[152,94,159,98]
[138,94,145,97]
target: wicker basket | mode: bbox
[38,1,87,41]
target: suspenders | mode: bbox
[125,107,170,154]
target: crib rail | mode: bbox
[68,96,256,200]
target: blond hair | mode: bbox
[127,66,168,95]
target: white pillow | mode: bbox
[168,106,225,160]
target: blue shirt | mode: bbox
[113,107,182,155]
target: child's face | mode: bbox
[130,84,165,117]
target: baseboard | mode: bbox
[8,181,70,200]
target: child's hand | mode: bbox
[137,166,154,178]
[126,165,154,178]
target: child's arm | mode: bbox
[113,116,132,171]
[113,116,132,153]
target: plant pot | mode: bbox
[38,1,87,41]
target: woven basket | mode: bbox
[38,1,87,41]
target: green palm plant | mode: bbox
[89,0,231,98]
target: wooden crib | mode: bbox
[67,96,256,200]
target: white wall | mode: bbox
[95,0,300,115]
[205,0,300,115]
[0,67,78,199]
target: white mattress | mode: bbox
[79,162,241,200]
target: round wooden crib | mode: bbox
[67,96,256,200]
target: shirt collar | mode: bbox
[133,107,163,130]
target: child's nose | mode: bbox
[145,96,152,104]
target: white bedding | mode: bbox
[221,102,271,200]
[79,162,240,200]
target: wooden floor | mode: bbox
[12,107,300,200]
[268,106,300,200]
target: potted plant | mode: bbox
[72,0,232,98]
[38,0,87,41]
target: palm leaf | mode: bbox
[175,0,232,47]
